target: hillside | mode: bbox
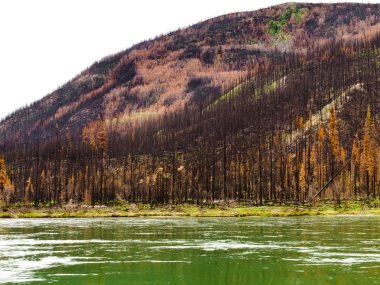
[0,3,380,208]
[0,2,379,144]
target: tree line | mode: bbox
[0,33,379,207]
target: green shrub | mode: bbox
[268,6,306,37]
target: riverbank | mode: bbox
[1,202,380,218]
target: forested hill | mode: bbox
[0,3,379,145]
[0,3,380,207]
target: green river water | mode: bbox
[0,217,379,285]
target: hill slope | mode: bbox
[0,2,379,144]
[0,3,380,208]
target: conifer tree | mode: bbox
[0,158,7,198]
[328,108,340,160]
[362,106,378,197]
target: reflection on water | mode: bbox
[0,217,380,285]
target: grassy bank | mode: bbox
[1,202,380,218]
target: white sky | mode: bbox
[0,0,379,119]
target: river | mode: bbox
[0,217,379,284]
